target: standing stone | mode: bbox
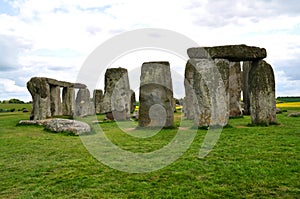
[27,77,51,120]
[62,87,75,116]
[139,62,174,127]
[75,88,94,117]
[189,58,229,127]
[130,90,136,113]
[172,98,176,112]
[249,60,276,125]
[88,100,95,115]
[93,89,103,114]
[103,68,131,120]
[242,61,252,115]
[50,85,62,116]
[184,61,197,119]
[229,62,242,117]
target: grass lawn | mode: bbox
[0,104,299,198]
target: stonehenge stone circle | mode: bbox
[249,60,276,125]
[26,44,276,127]
[139,62,174,127]
[27,77,90,120]
[103,68,131,121]
[185,44,276,126]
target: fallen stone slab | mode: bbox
[19,120,47,126]
[19,118,91,135]
[187,44,267,61]
[44,118,91,135]
[276,108,282,114]
[287,112,300,117]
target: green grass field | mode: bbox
[0,104,299,198]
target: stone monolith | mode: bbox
[27,77,51,120]
[242,61,252,115]
[75,88,94,117]
[139,62,174,127]
[62,87,75,116]
[184,61,197,119]
[102,68,131,120]
[229,62,242,117]
[249,60,276,125]
[130,90,136,113]
[50,85,62,116]
[93,89,103,114]
[188,58,229,127]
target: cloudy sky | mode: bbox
[0,0,300,102]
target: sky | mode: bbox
[0,0,300,102]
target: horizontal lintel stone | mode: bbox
[187,44,267,61]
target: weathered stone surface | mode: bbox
[19,118,91,135]
[50,85,62,116]
[249,60,276,125]
[184,61,197,119]
[27,77,87,120]
[93,89,103,114]
[62,87,75,116]
[187,45,267,61]
[229,62,242,117]
[103,68,131,120]
[73,83,87,89]
[47,78,87,89]
[75,88,95,117]
[130,90,136,113]
[139,61,174,127]
[45,118,90,135]
[287,112,300,117]
[19,119,47,126]
[187,58,229,127]
[27,77,51,120]
[242,61,252,115]
[172,98,176,112]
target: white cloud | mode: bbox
[0,0,300,101]
[0,78,27,92]
[275,70,300,97]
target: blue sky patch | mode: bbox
[0,0,18,15]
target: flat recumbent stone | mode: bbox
[44,118,91,135]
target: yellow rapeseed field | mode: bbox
[276,102,300,108]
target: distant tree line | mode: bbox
[0,98,32,104]
[277,96,300,102]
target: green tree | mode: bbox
[8,98,25,104]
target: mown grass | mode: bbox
[0,104,299,198]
